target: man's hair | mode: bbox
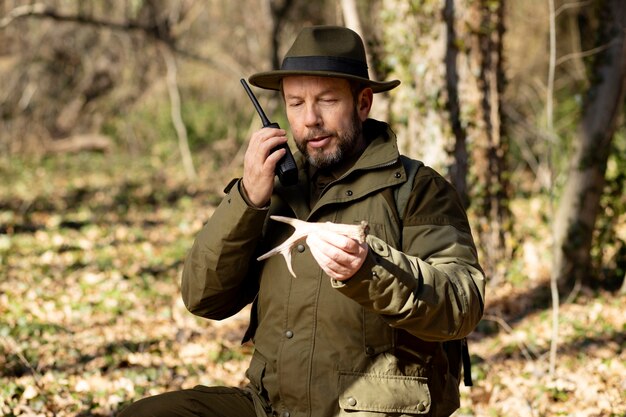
[348,80,368,104]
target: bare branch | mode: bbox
[547,0,560,379]
[555,0,593,17]
[159,42,197,182]
[0,3,48,29]
[482,315,540,362]
[556,40,617,67]
[0,335,43,384]
[0,3,240,75]
[1,3,161,35]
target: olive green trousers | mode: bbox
[117,386,258,417]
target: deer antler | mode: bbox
[257,215,369,277]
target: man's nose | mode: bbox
[304,104,322,127]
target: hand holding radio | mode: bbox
[241,79,298,187]
[241,126,289,207]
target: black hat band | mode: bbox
[281,56,369,79]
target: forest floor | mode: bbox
[1,149,624,417]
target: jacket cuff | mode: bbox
[330,235,391,289]
[331,234,421,305]
[238,180,271,210]
[222,178,270,212]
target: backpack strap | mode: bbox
[393,155,423,220]
[392,155,473,387]
[462,338,473,386]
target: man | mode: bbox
[120,25,485,417]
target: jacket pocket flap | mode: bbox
[338,371,431,414]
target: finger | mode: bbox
[306,233,347,263]
[307,231,367,265]
[251,127,286,141]
[247,128,286,154]
[306,234,365,280]
[265,147,287,167]
[250,128,287,147]
[245,130,288,170]
[312,229,362,254]
[307,242,351,279]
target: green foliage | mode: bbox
[181,95,249,151]
[102,103,175,149]
[101,87,251,176]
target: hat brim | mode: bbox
[249,70,400,94]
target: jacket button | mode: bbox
[285,330,294,339]
[395,172,401,178]
[365,346,375,355]
[296,244,305,253]
[345,190,353,196]
[347,397,357,406]
[417,402,426,412]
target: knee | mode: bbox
[117,395,171,417]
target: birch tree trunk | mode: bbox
[552,0,626,293]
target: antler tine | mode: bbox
[256,215,369,278]
[257,216,315,278]
[256,216,315,260]
[269,216,368,241]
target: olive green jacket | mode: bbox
[182,119,486,417]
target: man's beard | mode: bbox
[294,110,363,170]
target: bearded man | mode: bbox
[119,25,485,417]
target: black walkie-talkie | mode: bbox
[240,79,298,186]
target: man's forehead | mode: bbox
[282,76,351,94]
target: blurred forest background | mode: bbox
[1,0,625,416]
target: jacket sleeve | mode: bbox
[332,167,486,342]
[181,180,267,320]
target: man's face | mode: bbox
[282,76,371,169]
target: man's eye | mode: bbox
[288,101,303,107]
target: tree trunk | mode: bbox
[340,0,374,81]
[443,0,469,207]
[268,0,295,70]
[462,0,510,284]
[552,0,626,293]
[380,0,510,283]
[379,0,450,171]
[340,0,391,120]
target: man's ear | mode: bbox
[357,88,374,121]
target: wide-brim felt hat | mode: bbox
[249,26,400,94]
